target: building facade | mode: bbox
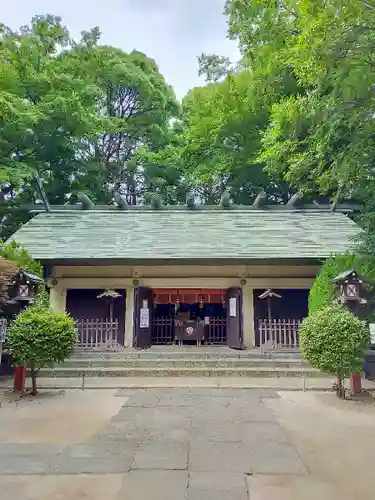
[10,204,359,350]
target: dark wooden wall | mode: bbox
[253,289,309,321]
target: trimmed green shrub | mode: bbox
[300,304,370,398]
[309,252,375,315]
[7,299,76,395]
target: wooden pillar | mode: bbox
[242,285,255,347]
[124,287,134,348]
[49,286,67,312]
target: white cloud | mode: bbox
[1,0,240,100]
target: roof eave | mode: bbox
[40,257,323,267]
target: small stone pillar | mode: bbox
[14,366,26,393]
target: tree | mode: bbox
[198,53,238,83]
[254,1,375,203]
[0,16,180,240]
[300,304,370,398]
[63,43,179,205]
[0,15,104,238]
[173,66,298,204]
[7,292,76,395]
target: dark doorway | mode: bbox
[253,288,309,347]
[66,289,126,346]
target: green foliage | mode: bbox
[197,53,237,83]
[309,253,375,315]
[0,240,42,276]
[0,15,180,238]
[300,304,370,378]
[7,301,76,393]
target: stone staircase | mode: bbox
[37,348,324,379]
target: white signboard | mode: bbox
[0,318,7,342]
[229,298,237,317]
[370,323,375,344]
[204,316,210,325]
[140,308,150,328]
[142,299,148,309]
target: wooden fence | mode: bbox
[150,316,227,345]
[207,317,227,344]
[151,317,174,345]
[76,318,119,350]
[258,318,301,349]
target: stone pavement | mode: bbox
[0,388,308,499]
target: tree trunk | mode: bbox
[30,365,38,396]
[336,372,345,399]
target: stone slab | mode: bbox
[246,475,344,500]
[0,474,124,500]
[0,443,63,457]
[187,491,248,500]
[133,440,188,470]
[48,454,134,474]
[119,470,188,500]
[192,421,288,444]
[248,442,307,475]
[188,442,251,473]
[0,456,53,475]
[188,471,247,491]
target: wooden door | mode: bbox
[226,287,243,349]
[133,287,153,348]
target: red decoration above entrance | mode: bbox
[152,289,227,305]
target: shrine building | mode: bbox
[9,199,359,350]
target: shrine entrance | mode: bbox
[133,288,243,349]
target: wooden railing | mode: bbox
[76,318,119,350]
[259,318,301,349]
[207,317,227,344]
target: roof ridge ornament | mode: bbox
[77,193,95,210]
[219,190,231,209]
[253,191,267,208]
[186,193,196,210]
[286,192,303,207]
[151,193,163,210]
[114,193,128,210]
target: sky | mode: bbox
[2,0,240,100]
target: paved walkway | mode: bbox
[1,388,375,498]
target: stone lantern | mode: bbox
[10,270,43,303]
[332,269,367,307]
[331,269,369,395]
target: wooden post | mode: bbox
[14,366,26,393]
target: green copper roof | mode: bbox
[9,209,359,262]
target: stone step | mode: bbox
[35,366,324,378]
[60,358,310,369]
[70,349,302,360]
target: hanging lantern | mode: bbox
[175,294,181,313]
[221,295,226,309]
[199,296,204,309]
[153,295,158,307]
